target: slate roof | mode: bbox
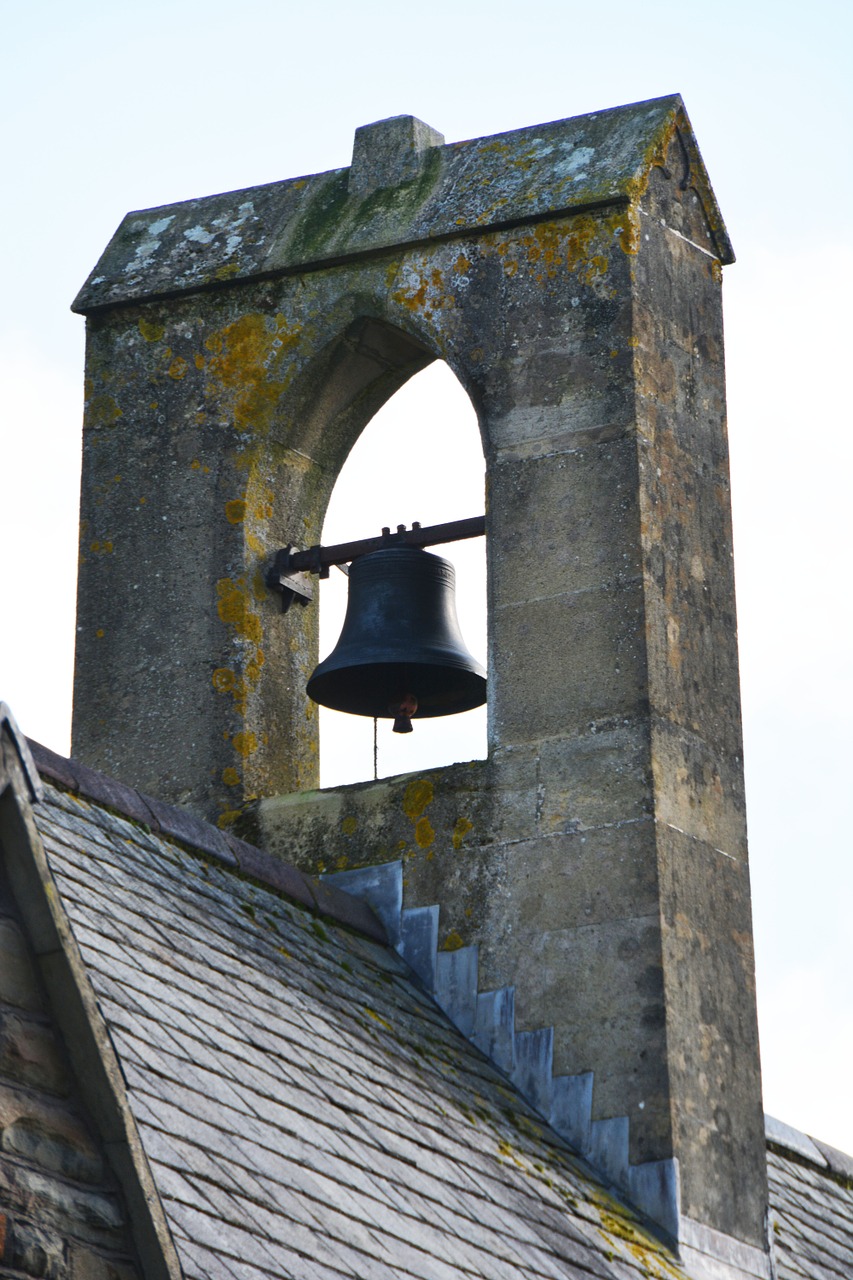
[3,727,851,1280]
[30,774,690,1280]
[765,1117,853,1279]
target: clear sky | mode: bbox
[2,0,851,1154]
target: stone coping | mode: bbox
[73,95,733,313]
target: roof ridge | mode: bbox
[765,1113,853,1185]
[26,736,386,945]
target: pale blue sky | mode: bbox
[2,0,851,1152]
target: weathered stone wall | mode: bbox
[0,858,139,1280]
[74,205,635,823]
[634,154,767,1239]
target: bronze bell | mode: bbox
[306,546,486,732]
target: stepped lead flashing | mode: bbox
[73,95,732,314]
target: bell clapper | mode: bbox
[391,694,418,734]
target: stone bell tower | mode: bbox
[72,99,769,1277]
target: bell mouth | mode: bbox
[306,660,486,720]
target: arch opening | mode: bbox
[317,361,486,788]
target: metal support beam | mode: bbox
[267,515,486,612]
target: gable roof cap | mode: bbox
[73,94,733,313]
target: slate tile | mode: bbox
[136,1124,232,1190]
[149,1161,218,1215]
[299,1231,398,1280]
[167,1237,227,1280]
[166,1201,284,1275]
[284,1258,355,1280]
[132,1092,267,1180]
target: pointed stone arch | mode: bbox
[316,357,487,787]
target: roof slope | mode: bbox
[33,781,687,1280]
[766,1118,853,1279]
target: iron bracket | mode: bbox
[266,546,315,615]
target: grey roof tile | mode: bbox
[768,1144,853,1279]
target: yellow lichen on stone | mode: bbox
[217,809,241,828]
[225,499,247,524]
[390,259,454,318]
[341,816,358,836]
[452,816,473,850]
[364,1007,392,1032]
[203,312,302,435]
[442,930,464,952]
[232,731,258,757]
[245,650,265,687]
[403,778,433,820]
[214,262,241,281]
[216,577,263,646]
[415,817,435,849]
[168,357,189,380]
[212,667,235,692]
[222,767,240,787]
[87,394,123,428]
[614,207,641,257]
[138,317,165,342]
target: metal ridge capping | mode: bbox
[765,1114,853,1183]
[24,736,386,944]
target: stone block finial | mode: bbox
[349,115,444,195]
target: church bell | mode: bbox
[306,546,486,732]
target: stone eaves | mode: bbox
[72,94,733,314]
